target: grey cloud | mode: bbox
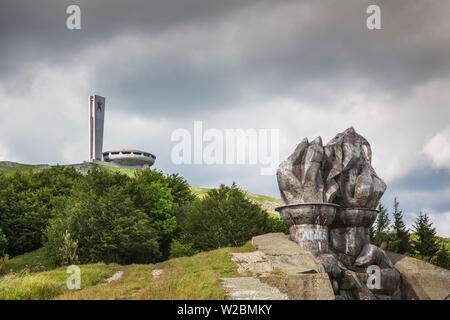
[2,0,450,118]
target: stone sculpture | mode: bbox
[276,127,402,299]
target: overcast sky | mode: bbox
[0,0,449,236]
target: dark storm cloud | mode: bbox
[389,168,450,192]
[0,0,253,73]
[384,167,450,216]
[1,0,450,117]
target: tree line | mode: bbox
[370,197,449,269]
[0,166,286,267]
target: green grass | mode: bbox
[1,242,255,300]
[0,162,39,176]
[190,186,283,214]
[0,263,120,300]
[97,163,138,177]
[2,248,54,275]
[54,243,255,300]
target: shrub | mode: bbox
[126,170,194,258]
[175,183,274,252]
[169,239,198,258]
[59,230,79,266]
[0,254,10,274]
[44,185,162,265]
[269,215,289,234]
[0,167,82,256]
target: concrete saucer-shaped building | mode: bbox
[89,94,156,169]
[102,149,156,169]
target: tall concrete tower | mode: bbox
[89,94,106,161]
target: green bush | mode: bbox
[0,167,82,256]
[0,254,10,274]
[175,183,274,252]
[43,170,170,265]
[269,215,289,234]
[169,239,198,258]
[126,170,195,259]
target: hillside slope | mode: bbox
[0,243,255,300]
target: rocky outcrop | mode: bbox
[223,233,334,300]
[252,233,321,274]
[221,277,289,300]
[387,251,450,300]
[229,233,450,300]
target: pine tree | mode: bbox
[432,242,449,270]
[390,198,411,254]
[373,203,390,247]
[412,212,440,262]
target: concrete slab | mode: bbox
[252,233,321,274]
[230,251,274,276]
[259,274,335,300]
[221,277,289,300]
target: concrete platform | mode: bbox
[221,277,288,300]
[251,233,321,274]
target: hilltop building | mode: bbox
[88,94,156,169]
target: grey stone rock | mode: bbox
[259,274,335,300]
[387,251,450,300]
[230,251,274,276]
[252,233,321,274]
[221,277,289,300]
[316,253,343,279]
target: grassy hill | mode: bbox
[0,243,255,300]
[0,161,283,214]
